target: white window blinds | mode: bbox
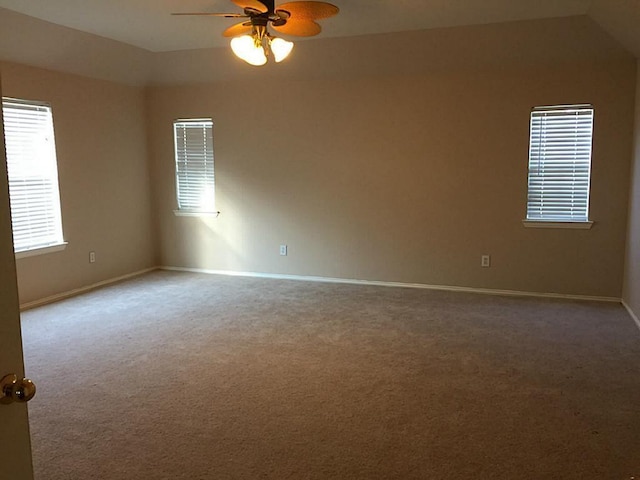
[2,98,64,252]
[173,119,215,212]
[526,105,594,222]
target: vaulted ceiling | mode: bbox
[0,0,638,56]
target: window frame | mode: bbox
[523,104,594,230]
[172,118,218,217]
[2,96,67,256]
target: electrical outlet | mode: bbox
[481,255,490,267]
[89,251,96,263]
[279,245,288,256]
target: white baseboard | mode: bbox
[22,265,636,330]
[21,265,631,318]
[160,266,621,303]
[622,300,640,332]
[19,267,157,311]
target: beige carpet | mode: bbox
[20,270,640,479]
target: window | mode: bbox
[173,118,217,215]
[525,104,594,226]
[2,97,65,254]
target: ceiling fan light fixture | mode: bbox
[178,0,339,66]
[269,36,294,62]
[230,34,267,66]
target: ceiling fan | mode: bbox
[172,0,340,66]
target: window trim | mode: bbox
[15,242,68,259]
[522,220,593,230]
[173,209,220,218]
[524,104,594,226]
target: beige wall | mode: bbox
[0,62,156,304]
[623,61,640,315]
[0,15,636,303]
[147,18,636,298]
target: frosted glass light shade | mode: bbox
[270,37,294,63]
[230,35,267,66]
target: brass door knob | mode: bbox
[0,374,36,405]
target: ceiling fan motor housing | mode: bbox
[174,0,339,41]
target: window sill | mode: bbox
[522,220,593,230]
[15,242,68,259]
[173,210,220,218]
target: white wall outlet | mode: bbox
[481,255,490,267]
[279,245,288,256]
[89,251,96,263]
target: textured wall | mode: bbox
[0,62,156,304]
[147,18,636,298]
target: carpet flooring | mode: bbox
[20,270,640,479]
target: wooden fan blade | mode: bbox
[232,0,268,13]
[172,13,247,18]
[272,18,321,36]
[276,1,338,20]
[223,22,254,37]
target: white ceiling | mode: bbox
[0,0,597,53]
